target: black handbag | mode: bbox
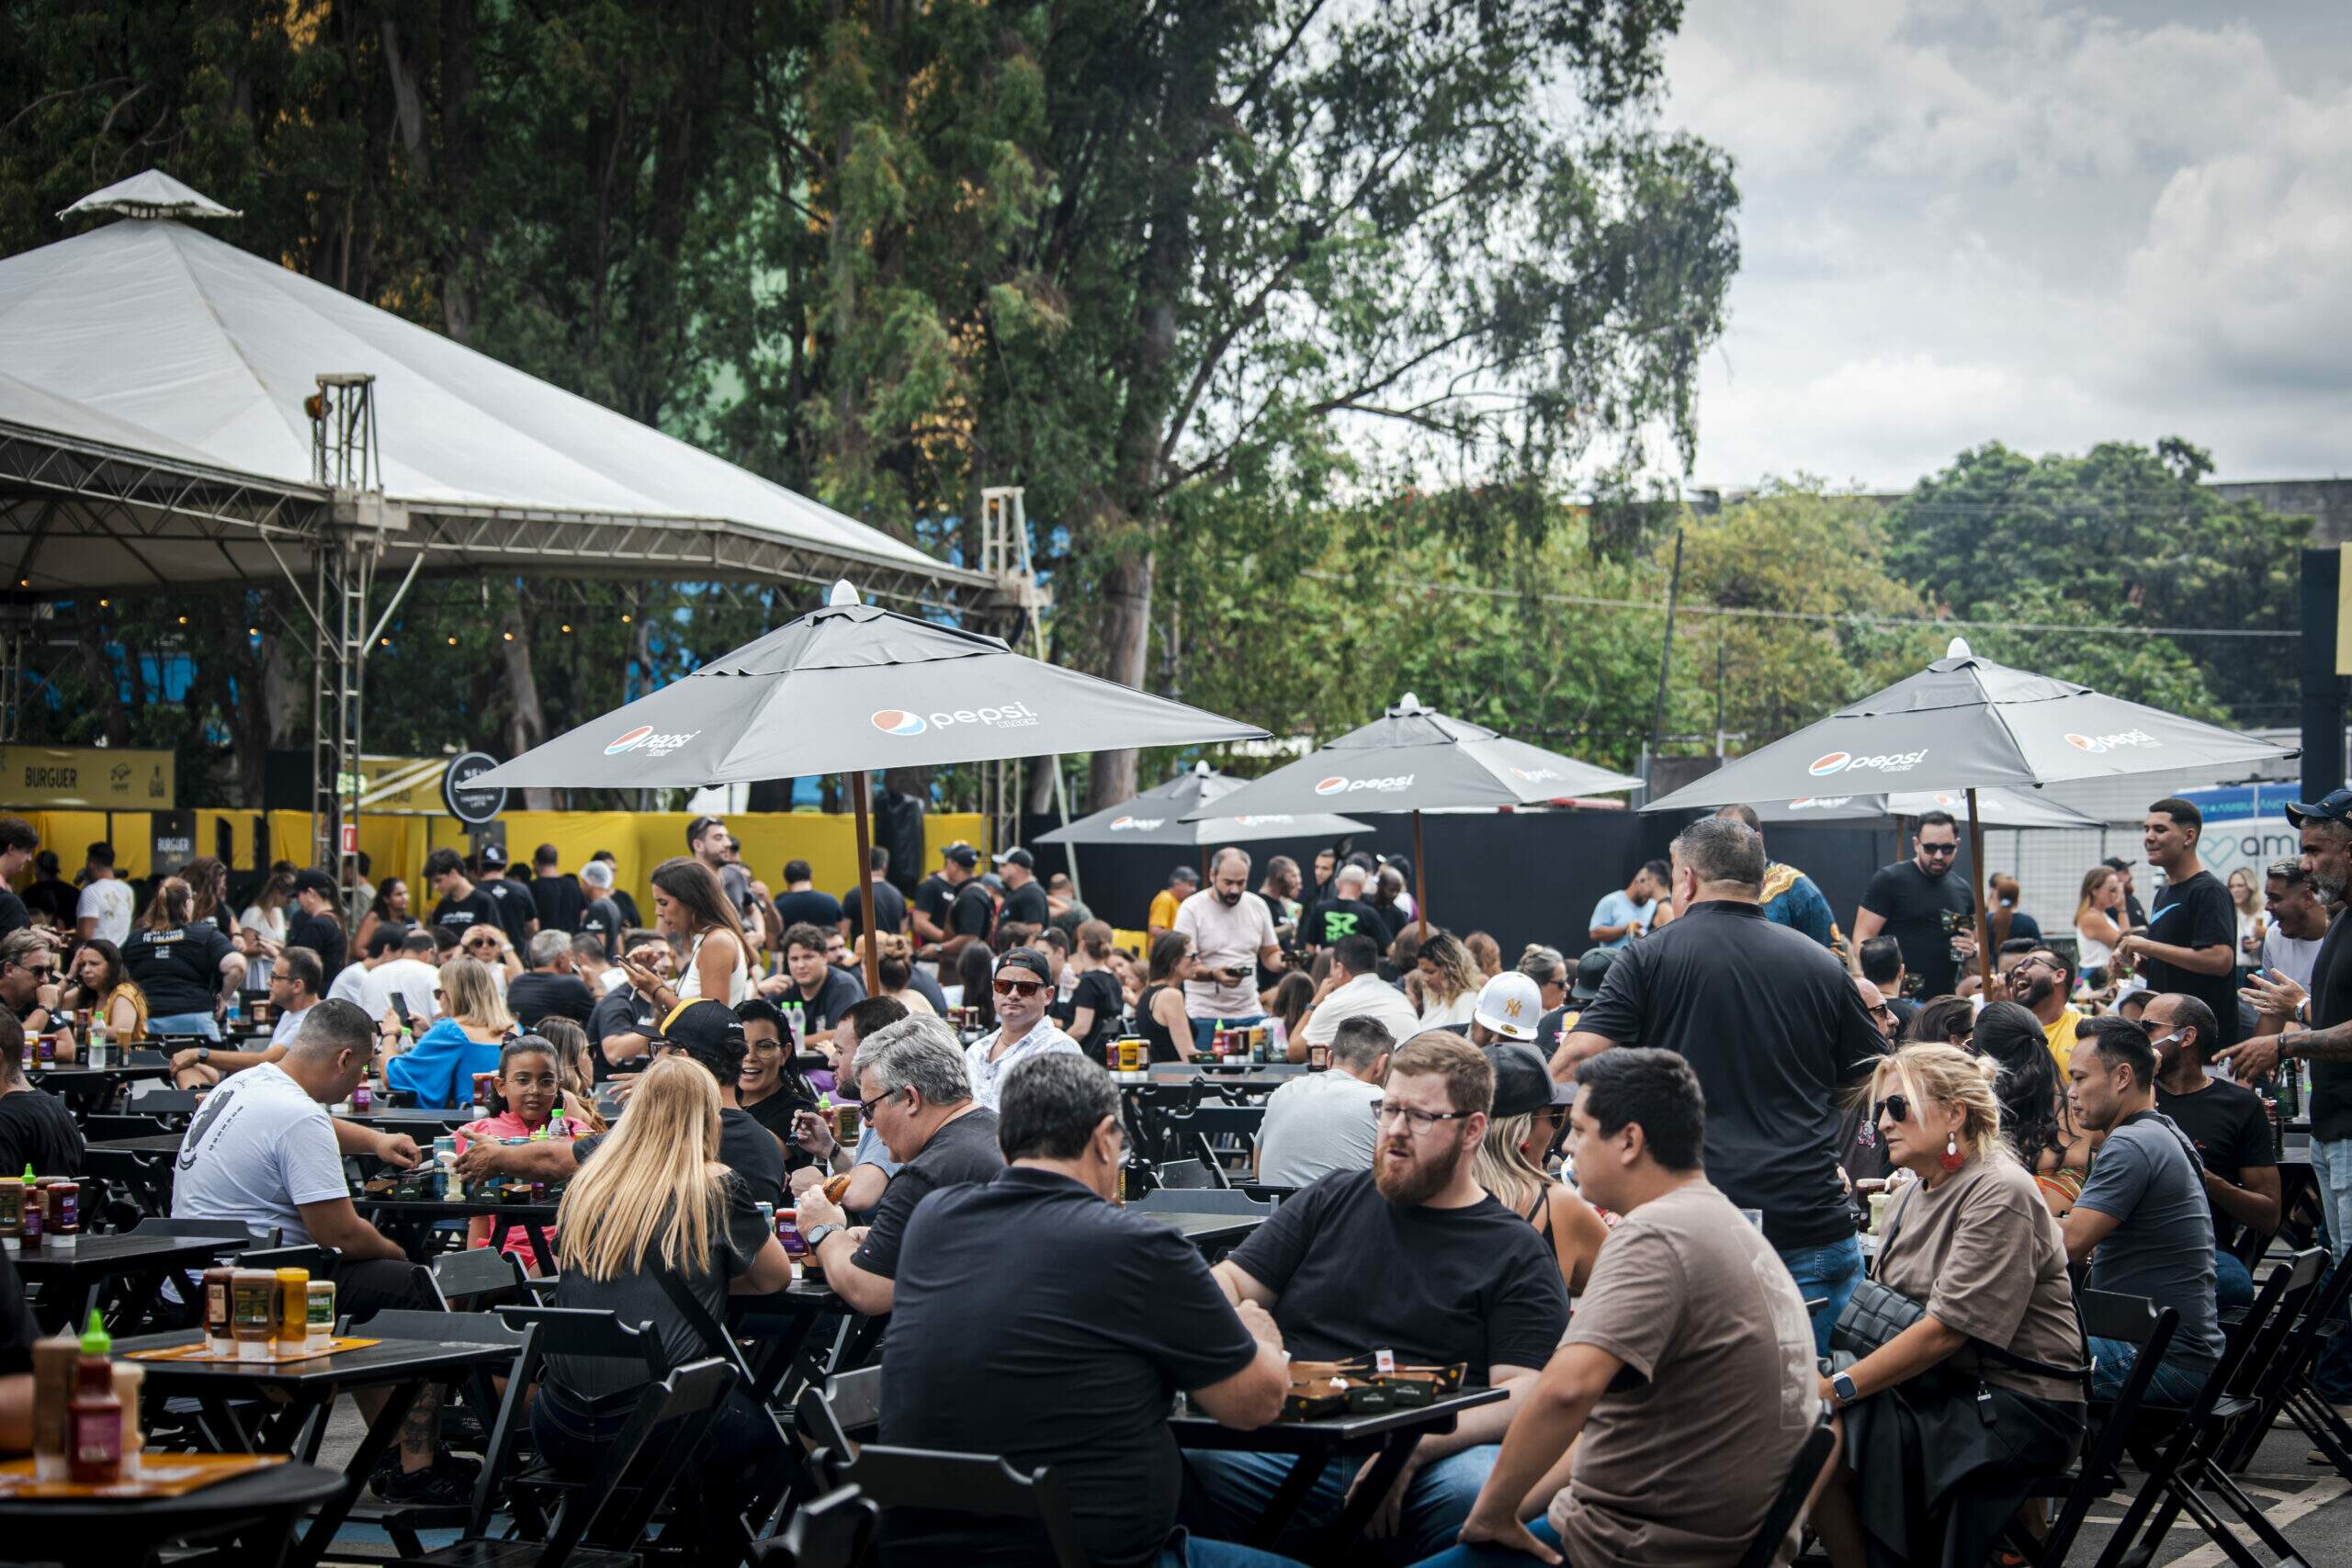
[1833,1181,1926,1359]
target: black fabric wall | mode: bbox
[1018,811,1926,962]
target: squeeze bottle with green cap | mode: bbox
[68,1309,121,1484]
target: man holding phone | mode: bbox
[1174,847,1285,1055]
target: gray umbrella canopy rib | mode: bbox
[1036,764,1374,849]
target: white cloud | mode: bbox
[1657,1,2352,488]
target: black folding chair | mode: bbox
[1736,1403,1838,1568]
[126,1085,198,1115]
[236,1242,341,1278]
[2005,1292,2177,1567]
[1131,1187,1274,1218]
[394,1358,737,1568]
[750,1484,876,1568]
[82,1146,171,1227]
[133,1214,266,1244]
[431,1247,528,1312]
[1154,1157,1218,1190]
[334,1307,528,1562]
[1166,1101,1263,1179]
[790,1366,879,1496]
[83,1112,178,1140]
[841,1444,1086,1568]
[2234,1246,2352,1482]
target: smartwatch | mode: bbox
[804,1223,845,1254]
[197,1046,210,1064]
[1829,1371,1858,1407]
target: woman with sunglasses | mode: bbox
[385,955,515,1109]
[1810,1042,2085,1568]
[458,924,523,990]
[623,857,750,1008]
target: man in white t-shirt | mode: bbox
[170,1000,468,1499]
[1293,932,1421,1060]
[74,841,134,946]
[328,925,403,1010]
[1255,1015,1395,1188]
[1172,847,1284,1054]
[362,928,445,1031]
[2261,858,2329,991]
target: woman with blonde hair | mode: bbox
[625,857,749,1006]
[1413,931,1484,1030]
[1811,1042,2086,1568]
[535,1055,790,1529]
[1473,1074,1609,1295]
[385,955,514,1108]
[872,931,936,1016]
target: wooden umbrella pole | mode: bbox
[1414,808,1429,940]
[1966,786,1993,993]
[851,768,881,996]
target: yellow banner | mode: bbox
[0,747,174,809]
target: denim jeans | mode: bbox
[2312,1136,2352,1404]
[2214,1247,2255,1312]
[1776,1233,1863,1359]
[2088,1336,2213,1404]
[1406,1513,1566,1566]
[149,1011,220,1040]
[1182,1442,1498,1564]
[1159,1529,1308,1568]
[1190,1013,1271,1055]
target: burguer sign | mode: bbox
[0,746,175,809]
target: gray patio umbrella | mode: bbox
[1752,786,2103,829]
[1035,762,1374,848]
[472,581,1267,987]
[1182,694,1645,935]
[1643,639,2296,987]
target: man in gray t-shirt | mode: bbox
[2065,1015,2223,1399]
[1255,1018,1395,1188]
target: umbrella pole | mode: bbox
[1966,786,1992,993]
[851,769,881,995]
[1414,808,1428,940]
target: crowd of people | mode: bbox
[0,784,2341,1564]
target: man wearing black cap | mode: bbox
[963,947,1080,1111]
[2104,854,2151,929]
[286,868,348,978]
[909,841,965,946]
[455,998,786,1210]
[992,846,1051,932]
[920,843,993,960]
[472,843,540,949]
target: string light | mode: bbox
[560,624,572,634]
[620,614,632,624]
[176,615,187,626]
[247,626,259,637]
[447,636,458,645]
[96,598,108,607]
[502,631,514,642]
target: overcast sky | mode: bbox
[1656,1,2352,491]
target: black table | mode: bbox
[14,1231,243,1333]
[1171,1385,1507,1549]
[1139,1211,1265,1256]
[354,1193,560,1275]
[732,1278,875,1402]
[92,1133,188,1156]
[333,1106,477,1126]
[29,1062,173,1117]
[0,1457,344,1567]
[117,1328,514,1568]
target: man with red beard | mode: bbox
[1180,1033,1569,1562]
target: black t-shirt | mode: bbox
[431,887,503,936]
[483,878,538,946]
[2312,910,2352,1143]
[851,1108,1004,1281]
[22,879,74,931]
[0,1088,83,1176]
[2155,1076,2274,1249]
[575,1104,785,1213]
[1304,897,1393,950]
[0,887,27,942]
[881,1168,1258,1568]
[947,881,994,942]
[506,972,597,1030]
[1227,1168,1567,1371]
[1860,861,1974,998]
[546,1172,769,1400]
[741,1086,817,1171]
[1573,899,1887,1249]
[611,888,640,929]
[1052,969,1125,1064]
[783,966,867,1033]
[122,922,235,1018]
[577,896,623,959]
[999,879,1050,931]
[907,964,948,1016]
[912,874,954,933]
[585,986,658,1080]
[287,912,345,979]
[2142,870,2242,1047]
[774,889,844,933]
[841,879,908,939]
[531,874,585,935]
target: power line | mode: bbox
[1302,570,2298,639]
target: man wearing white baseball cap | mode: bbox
[1468,970,1544,1046]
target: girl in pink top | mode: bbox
[457,1037,576,1269]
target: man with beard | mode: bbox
[2116,798,2241,1051]
[2148,993,2277,1311]
[1174,848,1284,1053]
[1181,1033,1569,1562]
[1851,810,1974,998]
[2006,945,2083,1074]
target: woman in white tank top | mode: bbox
[646,857,751,1008]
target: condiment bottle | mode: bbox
[109,1360,144,1478]
[0,1176,23,1250]
[232,1269,276,1361]
[68,1309,120,1485]
[275,1268,311,1348]
[30,1326,77,1479]
[48,1179,79,1250]
[18,1173,43,1251]
[305,1280,335,1350]
[201,1267,236,1352]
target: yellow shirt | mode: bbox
[1148,889,1182,932]
[2044,1007,2082,1075]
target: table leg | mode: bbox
[288,1378,421,1568]
[1243,1449,1335,1550]
[523,1219,556,1278]
[1326,1430,1423,1547]
[106,1267,168,1337]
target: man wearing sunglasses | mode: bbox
[1851,809,1975,998]
[961,947,1080,1111]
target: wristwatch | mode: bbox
[804,1223,845,1253]
[1829,1371,1858,1407]
[196,1046,210,1064]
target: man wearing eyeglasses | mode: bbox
[960,947,1080,1111]
[2004,945,2084,1073]
[1851,809,1975,998]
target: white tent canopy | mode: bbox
[0,174,990,607]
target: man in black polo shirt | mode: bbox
[505,930,597,1030]
[756,921,865,1044]
[841,846,908,940]
[586,937,668,1075]
[527,843,584,934]
[772,859,843,934]
[933,843,994,957]
[1850,808,1974,998]
[1555,814,1884,1357]
[992,847,1051,930]
[2148,992,2276,1311]
[881,1053,1289,1568]
[2118,796,2241,1048]
[424,848,502,938]
[475,847,539,949]
[1183,1033,1569,1562]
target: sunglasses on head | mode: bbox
[1872,1094,1913,1124]
[991,977,1046,998]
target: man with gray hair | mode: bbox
[575,858,625,962]
[1174,845,1285,1054]
[794,1012,1005,1316]
[1256,1014,1395,1187]
[1552,814,1884,1356]
[505,929,595,1029]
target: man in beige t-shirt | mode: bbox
[1172,848,1283,1049]
[1456,1047,1820,1566]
